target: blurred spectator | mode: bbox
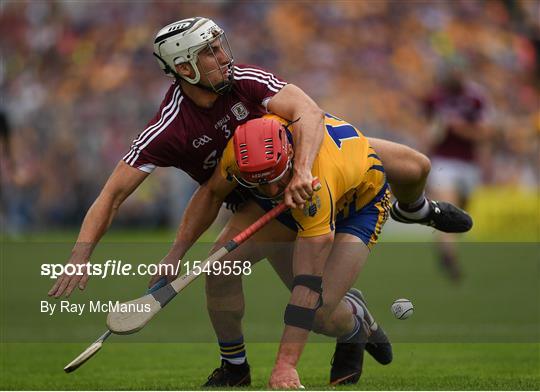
[0,109,14,230]
[0,110,11,168]
[423,67,493,281]
[1,0,538,230]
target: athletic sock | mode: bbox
[345,297,365,320]
[219,336,247,365]
[395,194,430,220]
[338,316,361,342]
[345,293,377,331]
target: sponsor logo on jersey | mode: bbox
[192,135,213,148]
[303,195,321,217]
[214,114,231,129]
[231,102,249,121]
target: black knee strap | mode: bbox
[284,304,316,330]
[293,274,323,308]
[284,275,323,331]
[292,275,323,295]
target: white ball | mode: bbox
[391,298,414,320]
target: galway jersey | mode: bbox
[219,114,387,237]
[423,82,489,162]
[123,64,287,184]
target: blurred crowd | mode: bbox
[1,0,538,231]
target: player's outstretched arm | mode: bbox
[269,232,334,389]
[148,167,236,288]
[48,161,149,298]
[267,84,325,209]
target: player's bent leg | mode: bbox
[313,233,368,336]
[344,288,392,365]
[206,201,294,332]
[369,138,473,233]
[204,224,257,388]
[266,243,295,290]
[326,185,393,385]
[368,137,431,204]
[390,197,473,233]
[316,233,370,385]
[266,238,393,369]
[204,200,296,387]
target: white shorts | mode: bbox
[428,157,481,197]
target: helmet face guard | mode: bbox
[233,158,292,188]
[232,158,292,201]
[233,117,292,188]
[193,33,234,94]
[153,17,234,94]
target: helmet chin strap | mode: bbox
[154,50,204,85]
[153,52,184,83]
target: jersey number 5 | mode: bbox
[203,150,218,170]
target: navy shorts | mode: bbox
[254,182,391,249]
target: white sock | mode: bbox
[396,196,430,220]
[345,294,378,331]
[339,316,361,342]
[345,297,365,320]
[223,356,246,365]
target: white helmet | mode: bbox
[153,17,233,89]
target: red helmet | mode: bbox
[233,117,291,186]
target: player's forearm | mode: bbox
[275,287,320,368]
[169,186,222,259]
[72,193,119,260]
[273,234,334,367]
[268,84,325,173]
[275,277,322,367]
[274,326,310,369]
[292,107,325,173]
[72,161,148,261]
[274,273,324,368]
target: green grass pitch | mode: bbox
[1,230,539,390]
[2,343,538,390]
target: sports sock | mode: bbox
[395,194,430,220]
[219,336,247,365]
[345,297,365,320]
[345,293,378,331]
[338,316,361,342]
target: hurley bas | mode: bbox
[41,300,151,316]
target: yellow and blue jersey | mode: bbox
[219,113,390,248]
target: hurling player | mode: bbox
[49,17,472,386]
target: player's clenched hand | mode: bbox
[284,167,314,209]
[269,363,304,389]
[48,259,90,298]
[148,255,181,289]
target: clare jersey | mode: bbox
[123,64,287,184]
[219,113,386,237]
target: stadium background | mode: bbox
[1,1,539,390]
[1,0,538,236]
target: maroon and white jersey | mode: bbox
[423,82,489,162]
[123,64,287,184]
